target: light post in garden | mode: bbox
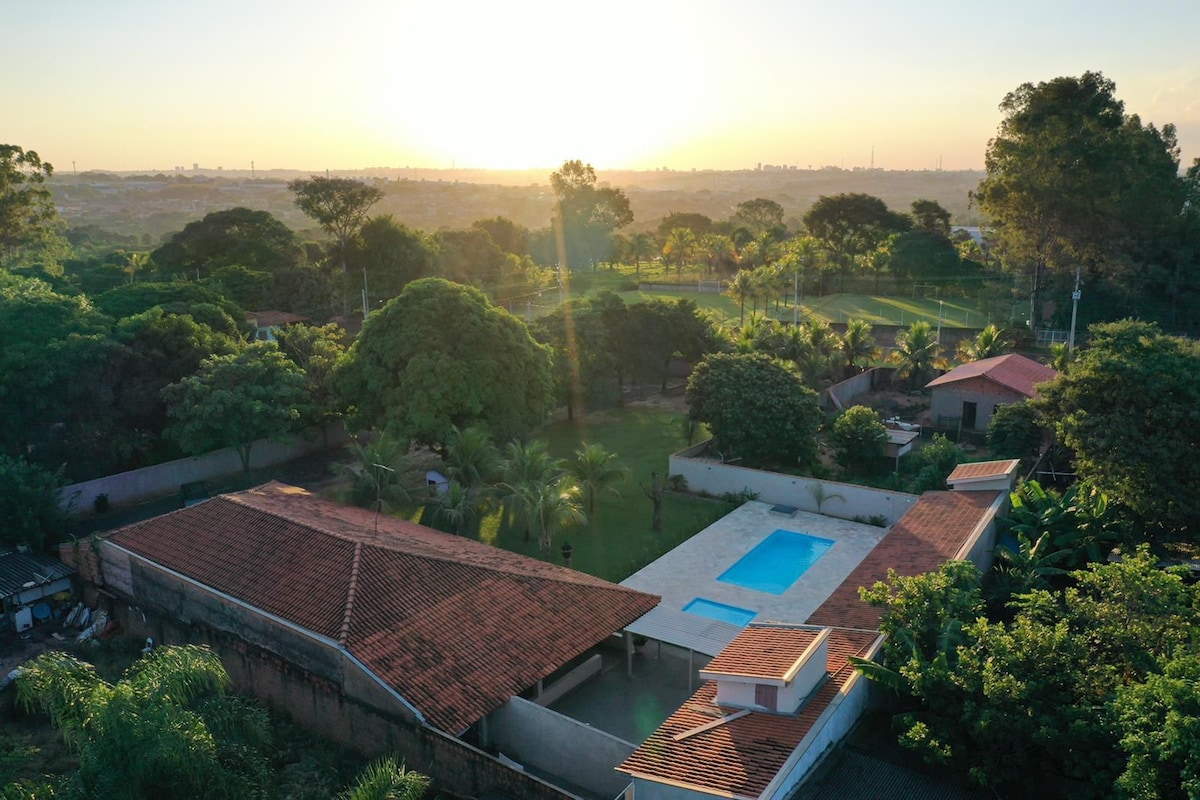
[561,541,573,568]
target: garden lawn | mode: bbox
[484,406,732,583]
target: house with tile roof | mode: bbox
[617,481,1007,799]
[925,353,1057,433]
[64,481,658,797]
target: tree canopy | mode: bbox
[687,352,820,468]
[973,71,1195,332]
[150,207,305,278]
[337,277,553,447]
[0,144,62,265]
[1035,319,1200,541]
[162,341,310,482]
[550,160,633,267]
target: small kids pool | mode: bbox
[718,529,835,595]
[682,598,758,626]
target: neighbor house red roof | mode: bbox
[245,310,308,328]
[946,459,1020,484]
[619,627,881,798]
[925,353,1057,399]
[104,482,659,733]
[805,490,1001,629]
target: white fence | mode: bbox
[489,696,636,799]
[669,442,917,526]
[59,425,349,514]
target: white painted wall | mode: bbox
[489,696,636,799]
[669,445,918,525]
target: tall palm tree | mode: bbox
[663,227,697,277]
[957,324,1009,362]
[497,439,564,541]
[16,645,272,799]
[725,270,753,325]
[569,443,626,514]
[841,318,879,376]
[527,474,587,557]
[434,479,484,536]
[890,320,943,388]
[338,758,429,800]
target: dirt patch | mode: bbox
[851,389,932,426]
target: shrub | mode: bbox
[832,405,888,473]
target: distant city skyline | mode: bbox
[7,0,1199,174]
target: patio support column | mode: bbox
[624,630,634,677]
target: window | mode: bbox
[755,683,778,711]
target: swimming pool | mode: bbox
[718,529,835,595]
[682,598,758,626]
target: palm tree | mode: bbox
[627,232,656,275]
[528,474,587,557]
[334,429,421,513]
[1048,341,1072,372]
[434,479,484,536]
[569,443,626,514]
[443,424,499,492]
[497,439,564,541]
[890,320,943,388]
[700,233,736,275]
[841,318,879,376]
[338,758,429,800]
[16,645,272,799]
[957,324,1009,362]
[725,270,753,325]
[663,227,697,277]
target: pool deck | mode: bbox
[621,501,888,625]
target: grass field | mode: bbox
[421,405,732,584]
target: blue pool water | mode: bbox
[718,529,835,595]
[683,598,758,626]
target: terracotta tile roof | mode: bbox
[805,491,1000,629]
[947,459,1019,483]
[703,625,824,681]
[619,628,880,798]
[105,482,659,733]
[925,353,1057,398]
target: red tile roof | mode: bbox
[619,627,881,797]
[703,625,824,682]
[925,353,1057,398]
[946,459,1019,483]
[245,310,309,328]
[805,491,1001,629]
[105,482,659,733]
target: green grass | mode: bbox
[421,406,731,584]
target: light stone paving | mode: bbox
[621,501,888,626]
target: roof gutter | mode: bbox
[101,540,427,725]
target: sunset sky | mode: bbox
[6,0,1199,174]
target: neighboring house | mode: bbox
[618,476,1011,799]
[925,354,1057,433]
[0,549,74,633]
[64,482,658,797]
[244,310,308,341]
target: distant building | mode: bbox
[926,353,1057,433]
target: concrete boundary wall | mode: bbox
[669,443,918,526]
[489,696,637,798]
[59,424,349,514]
[535,654,602,707]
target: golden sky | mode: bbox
[6,0,1199,173]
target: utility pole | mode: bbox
[792,270,799,325]
[362,266,370,318]
[937,300,944,344]
[1067,265,1082,351]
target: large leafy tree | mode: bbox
[337,278,553,447]
[802,193,910,291]
[15,644,273,800]
[734,198,786,236]
[289,176,384,314]
[0,144,64,265]
[531,301,620,421]
[686,352,820,468]
[550,160,633,267]
[275,322,347,435]
[0,455,66,550]
[831,405,887,473]
[150,207,305,278]
[162,341,310,483]
[972,71,1191,331]
[1035,319,1200,541]
[346,215,433,305]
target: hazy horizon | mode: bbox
[7,1,1199,174]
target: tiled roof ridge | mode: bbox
[338,541,363,646]
[222,491,356,543]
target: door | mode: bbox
[962,401,977,430]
